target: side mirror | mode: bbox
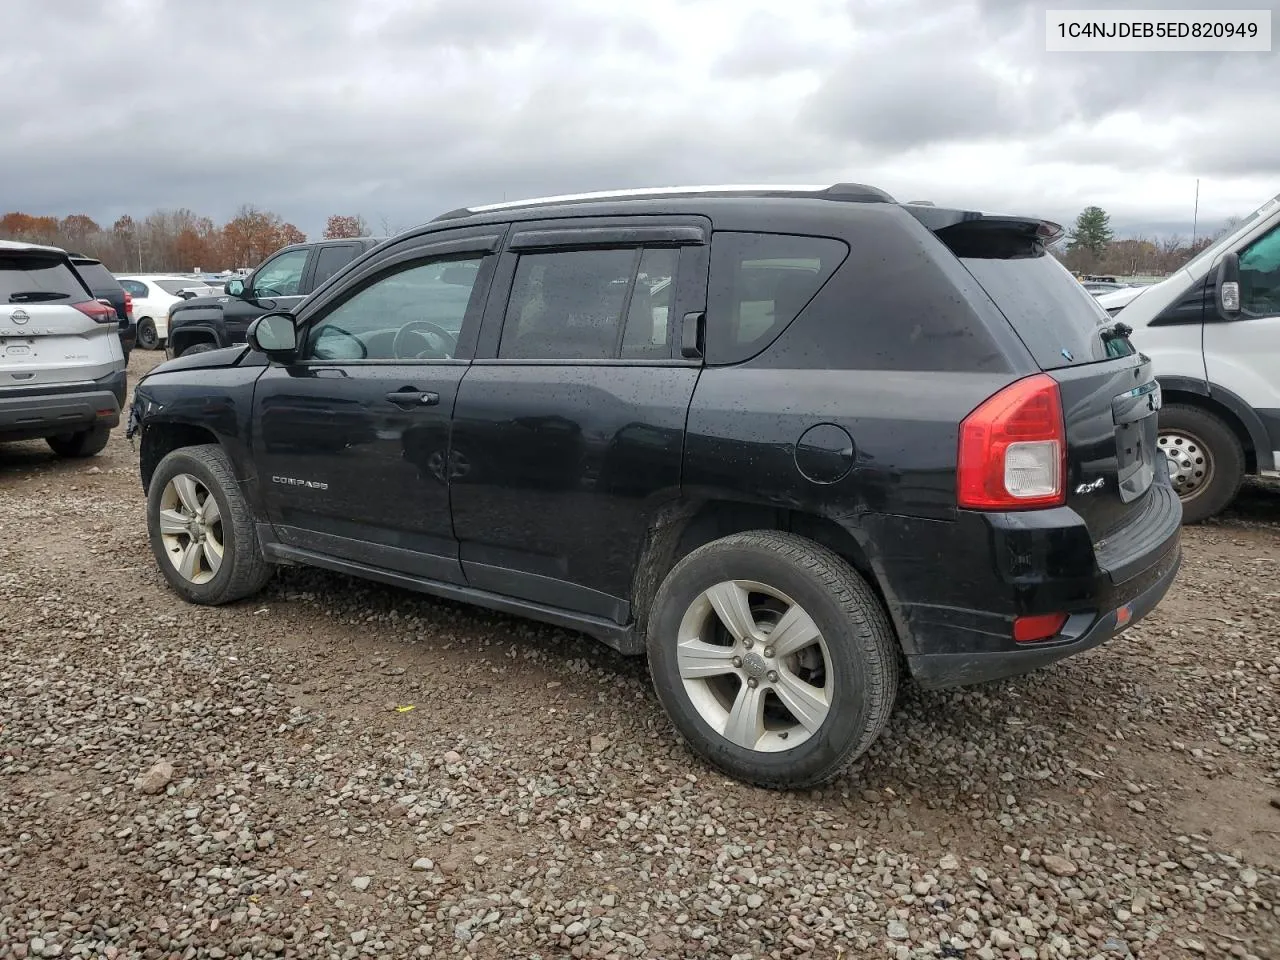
[225,278,245,297]
[247,312,298,361]
[1215,252,1241,320]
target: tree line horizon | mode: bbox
[0,204,1238,279]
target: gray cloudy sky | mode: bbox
[3,0,1278,238]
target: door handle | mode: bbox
[385,389,440,408]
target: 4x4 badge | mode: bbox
[1075,477,1105,494]
[10,309,29,324]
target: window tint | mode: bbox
[306,256,485,362]
[0,253,90,302]
[707,233,847,364]
[119,279,149,297]
[621,247,677,359]
[1239,224,1280,316]
[251,249,310,298]
[71,260,120,292]
[313,244,358,288]
[500,249,636,360]
[961,253,1132,368]
[154,279,195,295]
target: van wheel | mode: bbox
[181,342,218,357]
[147,444,273,604]
[646,531,899,790]
[137,318,159,350]
[1158,404,1244,524]
[47,425,111,458]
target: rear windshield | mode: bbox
[155,279,198,295]
[72,260,122,293]
[959,252,1135,369]
[1,253,91,303]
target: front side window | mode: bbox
[706,233,847,364]
[1239,224,1280,317]
[305,256,485,362]
[251,249,310,298]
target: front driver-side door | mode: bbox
[223,247,313,342]
[252,229,502,583]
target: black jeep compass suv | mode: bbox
[127,184,1181,789]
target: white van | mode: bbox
[1110,190,1280,523]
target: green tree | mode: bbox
[1067,206,1113,260]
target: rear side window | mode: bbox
[959,253,1133,368]
[1,254,90,303]
[499,247,678,361]
[707,233,847,364]
[313,244,359,288]
[120,279,149,297]
[154,279,195,295]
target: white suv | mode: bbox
[0,240,128,458]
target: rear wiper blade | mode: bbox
[1099,321,1132,342]
[8,291,71,303]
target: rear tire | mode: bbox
[47,425,111,458]
[147,444,273,604]
[1158,403,1244,524]
[646,530,899,790]
[137,318,159,350]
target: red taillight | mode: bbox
[74,300,119,324]
[957,373,1066,510]
[1013,612,1069,643]
[124,291,134,320]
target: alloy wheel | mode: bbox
[676,580,833,752]
[157,473,224,584]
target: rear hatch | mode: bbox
[928,214,1169,553]
[1,250,122,388]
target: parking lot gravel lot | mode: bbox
[1,351,1278,960]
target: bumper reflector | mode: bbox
[1013,612,1069,644]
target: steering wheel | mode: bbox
[393,320,458,360]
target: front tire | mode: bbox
[47,425,111,458]
[147,444,273,604]
[137,318,159,350]
[646,531,899,790]
[1158,403,1244,524]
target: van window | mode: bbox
[1239,224,1280,317]
[706,233,848,364]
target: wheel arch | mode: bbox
[139,421,222,492]
[169,323,222,355]
[630,498,907,649]
[1159,375,1271,473]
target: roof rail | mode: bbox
[431,182,895,221]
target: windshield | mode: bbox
[1179,191,1280,279]
[961,253,1134,369]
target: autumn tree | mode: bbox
[0,212,59,244]
[221,205,306,267]
[323,214,369,239]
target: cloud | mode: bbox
[0,0,1276,240]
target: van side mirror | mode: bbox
[247,312,298,361]
[225,278,245,297]
[1215,252,1241,320]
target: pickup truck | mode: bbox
[166,237,383,358]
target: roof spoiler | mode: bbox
[904,206,1064,253]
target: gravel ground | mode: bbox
[1,350,1277,960]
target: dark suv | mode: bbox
[165,237,382,358]
[68,254,135,359]
[127,184,1181,789]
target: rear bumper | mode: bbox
[0,369,127,441]
[865,478,1184,689]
